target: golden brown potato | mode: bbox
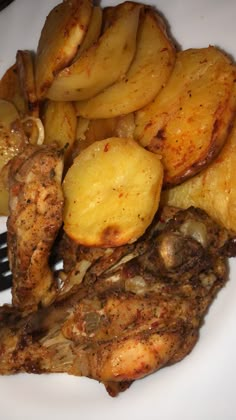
[16,50,41,144]
[16,50,38,117]
[114,113,135,138]
[47,1,141,101]
[161,117,236,233]
[102,1,136,27]
[42,100,77,163]
[35,0,93,99]
[0,99,27,172]
[0,99,27,215]
[75,117,118,151]
[74,113,135,154]
[73,6,103,59]
[75,7,176,118]
[135,47,236,187]
[63,137,163,247]
[0,63,25,114]
[0,58,42,145]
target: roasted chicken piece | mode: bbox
[7,144,64,313]
[0,207,235,396]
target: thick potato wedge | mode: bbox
[135,47,236,187]
[75,7,176,118]
[0,63,25,114]
[16,50,38,117]
[0,99,27,216]
[161,117,236,233]
[73,6,103,60]
[0,99,27,172]
[1,56,42,145]
[35,0,93,100]
[42,100,77,163]
[63,137,163,247]
[16,50,40,144]
[47,2,141,101]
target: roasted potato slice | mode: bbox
[135,47,236,187]
[42,100,77,164]
[63,137,163,247]
[161,117,236,233]
[73,6,103,59]
[75,7,176,118]
[16,50,38,117]
[47,2,141,101]
[35,0,93,100]
[0,99,27,172]
[16,50,41,144]
[0,99,27,215]
[0,63,25,114]
[102,1,136,26]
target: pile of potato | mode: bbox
[1,0,236,246]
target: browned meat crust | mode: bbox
[7,144,64,313]
[0,207,235,396]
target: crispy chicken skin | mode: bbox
[0,207,235,396]
[7,144,64,313]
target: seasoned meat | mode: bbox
[0,207,235,396]
[7,144,64,314]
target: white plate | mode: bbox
[1,1,236,419]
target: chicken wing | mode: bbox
[7,144,64,313]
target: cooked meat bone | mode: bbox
[7,144,64,313]
[0,207,234,396]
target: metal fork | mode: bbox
[0,231,12,291]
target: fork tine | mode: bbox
[0,260,10,273]
[0,246,8,260]
[0,231,12,291]
[0,231,8,265]
[0,274,12,292]
[0,231,7,244]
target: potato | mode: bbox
[42,100,77,163]
[16,50,38,117]
[161,117,236,233]
[114,113,135,139]
[0,99,27,215]
[74,113,135,154]
[47,2,141,101]
[73,6,102,59]
[0,63,25,114]
[63,137,163,247]
[135,47,236,187]
[102,1,135,27]
[0,99,27,172]
[16,50,41,144]
[75,7,176,118]
[35,0,93,99]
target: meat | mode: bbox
[7,144,64,313]
[0,206,235,396]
